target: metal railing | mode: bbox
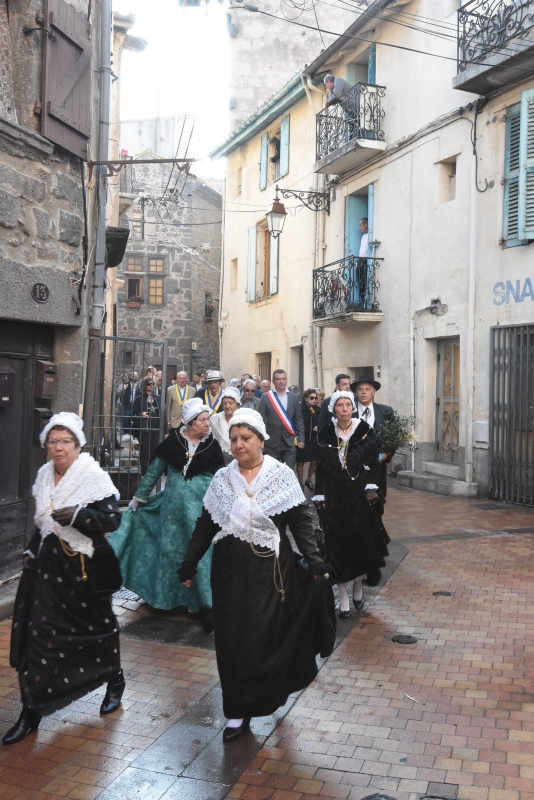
[313,255,382,319]
[458,0,534,72]
[316,82,386,162]
[119,157,140,194]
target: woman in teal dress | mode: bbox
[110,398,225,611]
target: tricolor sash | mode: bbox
[267,390,296,436]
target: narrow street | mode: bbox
[1,484,534,800]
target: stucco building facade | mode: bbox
[213,0,534,503]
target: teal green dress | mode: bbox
[110,430,225,610]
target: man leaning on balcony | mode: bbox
[324,74,352,107]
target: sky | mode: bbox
[116,0,230,178]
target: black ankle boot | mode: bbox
[100,670,126,715]
[2,705,41,745]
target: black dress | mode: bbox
[296,402,318,464]
[10,496,122,716]
[313,420,389,583]
[179,502,335,719]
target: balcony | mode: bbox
[312,255,384,327]
[314,83,386,175]
[118,157,140,216]
[454,0,534,94]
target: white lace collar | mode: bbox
[33,453,119,557]
[210,413,232,454]
[203,456,305,555]
[334,418,361,442]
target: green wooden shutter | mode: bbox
[247,225,257,302]
[269,235,279,296]
[279,115,290,178]
[259,133,268,191]
[519,88,534,240]
[503,103,522,246]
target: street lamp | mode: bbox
[266,190,287,239]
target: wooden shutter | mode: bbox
[279,115,290,178]
[503,103,521,244]
[41,0,92,159]
[259,133,268,191]
[247,225,257,302]
[269,234,279,296]
[519,88,534,240]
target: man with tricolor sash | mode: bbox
[166,371,196,431]
[258,369,305,469]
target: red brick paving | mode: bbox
[1,485,534,799]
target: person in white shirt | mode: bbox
[359,217,369,258]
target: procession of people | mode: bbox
[2,366,398,746]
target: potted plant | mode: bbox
[205,295,217,318]
[127,295,143,309]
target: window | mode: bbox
[148,258,164,273]
[205,293,216,318]
[256,352,271,381]
[247,223,279,301]
[127,277,141,300]
[231,258,238,291]
[503,89,534,247]
[148,278,164,305]
[132,203,144,240]
[126,256,143,272]
[260,133,268,191]
[438,156,457,203]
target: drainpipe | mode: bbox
[83,0,112,443]
[465,149,477,484]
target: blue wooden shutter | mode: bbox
[247,225,257,301]
[279,115,290,178]
[269,235,279,295]
[259,133,268,190]
[367,44,376,84]
[503,103,522,246]
[345,195,368,257]
[519,88,534,240]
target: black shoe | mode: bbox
[353,591,365,611]
[338,608,351,619]
[2,705,41,745]
[187,609,200,621]
[364,569,382,587]
[100,670,126,715]
[304,480,315,492]
[222,717,251,743]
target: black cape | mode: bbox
[179,502,335,719]
[313,421,389,583]
[152,427,225,479]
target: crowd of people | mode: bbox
[3,365,396,748]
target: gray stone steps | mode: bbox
[397,470,478,497]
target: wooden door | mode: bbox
[437,338,460,463]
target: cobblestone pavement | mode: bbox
[1,484,534,799]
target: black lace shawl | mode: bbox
[152,427,225,481]
[313,420,380,487]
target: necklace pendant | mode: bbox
[245,489,253,497]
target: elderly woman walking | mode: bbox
[111,398,225,613]
[3,413,124,746]
[313,391,389,618]
[209,387,242,464]
[179,409,335,743]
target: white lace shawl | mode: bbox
[203,455,305,556]
[33,453,120,557]
[182,430,211,475]
[209,413,232,455]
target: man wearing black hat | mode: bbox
[351,376,395,498]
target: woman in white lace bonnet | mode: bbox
[179,408,334,743]
[3,413,125,747]
[209,386,242,464]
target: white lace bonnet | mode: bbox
[39,412,87,448]
[328,390,357,414]
[182,398,210,425]
[228,408,269,440]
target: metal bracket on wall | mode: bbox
[276,185,331,215]
[86,158,197,180]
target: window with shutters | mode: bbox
[247,222,279,301]
[503,90,534,248]
[41,0,92,159]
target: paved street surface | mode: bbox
[1,484,534,800]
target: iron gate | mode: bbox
[91,336,167,503]
[490,324,534,504]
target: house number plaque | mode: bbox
[31,283,50,303]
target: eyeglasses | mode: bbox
[307,395,318,400]
[46,438,75,448]
[146,382,154,387]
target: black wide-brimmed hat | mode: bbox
[350,375,381,392]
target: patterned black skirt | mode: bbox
[10,535,121,716]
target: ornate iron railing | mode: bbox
[316,83,386,162]
[119,158,140,194]
[458,0,534,72]
[313,255,382,319]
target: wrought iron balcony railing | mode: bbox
[119,158,140,195]
[458,0,534,72]
[313,255,382,320]
[316,83,386,162]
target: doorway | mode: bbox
[436,338,460,463]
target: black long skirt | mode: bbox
[10,536,121,716]
[211,532,323,719]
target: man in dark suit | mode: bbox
[259,369,305,469]
[121,372,140,428]
[351,375,395,497]
[317,373,352,431]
